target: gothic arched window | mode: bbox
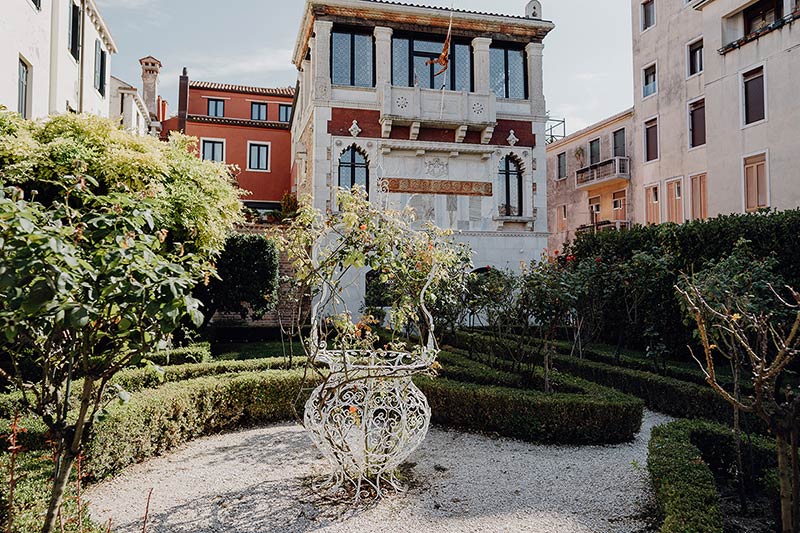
[499,155,523,216]
[338,145,369,195]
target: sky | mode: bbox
[99,0,634,135]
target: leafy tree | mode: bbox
[0,111,242,533]
[194,233,280,324]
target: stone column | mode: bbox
[374,26,393,87]
[313,20,333,102]
[525,42,546,117]
[472,37,492,94]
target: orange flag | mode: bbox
[426,12,453,77]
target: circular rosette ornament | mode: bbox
[304,350,432,499]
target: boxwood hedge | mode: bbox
[648,418,776,533]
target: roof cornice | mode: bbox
[293,0,555,67]
[545,108,634,151]
[86,0,118,53]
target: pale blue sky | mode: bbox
[99,0,633,134]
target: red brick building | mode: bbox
[162,69,295,210]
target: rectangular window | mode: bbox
[18,59,30,119]
[689,99,706,148]
[743,67,765,125]
[744,0,782,35]
[667,180,684,223]
[643,64,657,98]
[645,118,659,162]
[613,129,626,157]
[68,2,81,61]
[251,102,267,121]
[557,205,567,232]
[248,143,270,171]
[589,139,601,165]
[279,104,292,123]
[332,31,374,88]
[646,185,660,225]
[691,174,708,220]
[94,40,107,96]
[642,0,656,30]
[208,99,224,117]
[613,190,627,221]
[392,36,472,92]
[490,45,527,99]
[688,39,704,76]
[557,152,567,179]
[744,154,768,211]
[201,140,224,162]
[589,196,601,224]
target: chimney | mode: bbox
[177,67,189,133]
[525,0,542,18]
[140,56,163,120]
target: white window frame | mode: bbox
[200,137,226,163]
[612,187,628,219]
[641,0,657,32]
[247,141,272,173]
[740,149,771,213]
[642,61,658,100]
[686,36,704,80]
[740,62,768,129]
[642,115,660,165]
[665,176,685,224]
[687,95,706,151]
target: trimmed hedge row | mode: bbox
[85,369,316,480]
[0,355,306,420]
[445,331,766,432]
[433,350,645,444]
[648,419,776,533]
[146,343,212,366]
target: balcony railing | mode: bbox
[575,157,631,189]
[577,219,631,234]
[719,10,800,55]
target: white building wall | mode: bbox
[0,0,52,118]
[0,0,114,119]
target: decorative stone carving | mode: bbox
[396,96,410,109]
[507,130,519,146]
[531,158,537,171]
[385,177,492,197]
[335,140,343,147]
[455,125,468,144]
[349,120,362,137]
[481,126,495,145]
[472,102,485,115]
[380,118,393,139]
[410,121,421,141]
[424,157,448,178]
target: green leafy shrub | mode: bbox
[565,210,800,355]
[648,419,777,533]
[194,233,280,323]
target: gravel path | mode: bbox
[88,410,672,533]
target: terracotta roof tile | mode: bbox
[189,81,295,97]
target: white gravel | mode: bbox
[88,410,672,533]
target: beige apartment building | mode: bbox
[548,0,800,250]
[546,109,634,249]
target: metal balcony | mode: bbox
[575,157,631,190]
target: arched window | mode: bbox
[499,155,523,216]
[338,145,369,195]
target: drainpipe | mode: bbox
[78,0,86,113]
